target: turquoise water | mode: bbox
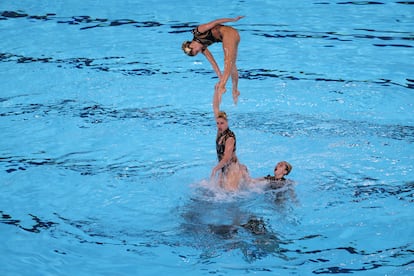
[1,0,413,275]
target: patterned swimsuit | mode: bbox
[264,175,286,189]
[216,129,237,172]
[192,25,222,49]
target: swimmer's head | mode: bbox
[182,41,194,56]
[279,161,292,175]
[216,111,228,121]
[215,111,228,131]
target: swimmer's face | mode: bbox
[216,117,228,132]
[274,162,288,178]
[188,41,203,56]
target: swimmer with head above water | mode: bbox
[211,111,246,191]
[210,111,293,192]
[255,161,292,181]
[182,16,244,117]
[247,161,293,189]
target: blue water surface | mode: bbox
[0,0,413,275]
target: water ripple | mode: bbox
[1,100,413,143]
[1,209,412,273]
[1,10,412,90]
[253,28,413,48]
[1,51,412,89]
[0,153,199,181]
[0,11,162,30]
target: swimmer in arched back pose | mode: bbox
[182,16,244,117]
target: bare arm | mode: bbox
[211,137,235,176]
[197,16,244,33]
[202,48,222,78]
[204,48,224,117]
[253,177,266,181]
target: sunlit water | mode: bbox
[0,0,413,275]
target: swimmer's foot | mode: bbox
[232,89,240,105]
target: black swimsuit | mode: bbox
[264,175,285,182]
[216,128,236,162]
[264,175,286,189]
[192,26,222,49]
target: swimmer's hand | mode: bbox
[210,167,219,179]
[233,16,245,22]
[215,82,226,95]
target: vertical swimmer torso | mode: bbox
[216,128,236,162]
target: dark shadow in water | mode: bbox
[0,210,57,233]
[253,28,413,48]
[0,152,198,181]
[1,100,413,143]
[1,102,413,181]
[1,50,413,89]
[0,11,162,30]
[0,176,413,273]
[178,191,292,263]
[352,181,414,202]
[312,167,414,204]
[0,52,159,76]
[1,9,413,90]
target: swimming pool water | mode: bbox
[1,0,413,275]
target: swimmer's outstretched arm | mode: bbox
[203,48,222,117]
[197,16,245,33]
[202,48,222,78]
[213,89,220,117]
